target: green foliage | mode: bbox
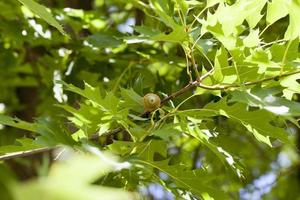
[17,0,66,35]
[0,0,300,199]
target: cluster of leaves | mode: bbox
[0,0,300,199]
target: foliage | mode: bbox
[0,0,300,199]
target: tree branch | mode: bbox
[0,147,54,161]
[89,69,300,141]
[161,82,197,104]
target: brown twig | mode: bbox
[89,69,300,141]
[161,81,197,104]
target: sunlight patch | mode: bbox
[265,106,289,115]
[53,70,67,103]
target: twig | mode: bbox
[112,62,134,93]
[183,47,193,82]
[281,40,292,74]
[199,68,214,81]
[259,24,271,37]
[189,6,208,30]
[190,48,201,81]
[192,145,200,169]
[161,81,197,104]
[89,69,300,140]
[0,147,54,161]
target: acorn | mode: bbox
[143,93,161,112]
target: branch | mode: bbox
[0,147,54,161]
[161,81,197,104]
[199,68,214,81]
[89,69,300,141]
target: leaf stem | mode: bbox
[190,48,201,80]
[281,40,292,74]
[112,62,134,93]
[189,6,208,30]
[259,24,271,37]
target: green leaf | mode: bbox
[199,19,237,50]
[137,140,167,160]
[176,113,243,177]
[57,104,103,137]
[243,29,260,48]
[151,26,188,43]
[207,0,223,7]
[108,140,137,156]
[87,33,122,48]
[132,140,225,199]
[62,82,122,114]
[62,82,103,107]
[205,99,290,145]
[284,0,300,40]
[35,118,76,146]
[18,0,66,35]
[100,92,120,113]
[266,0,289,25]
[121,88,143,113]
[134,26,161,37]
[0,115,75,146]
[244,0,267,28]
[213,46,227,82]
[174,0,188,16]
[245,48,279,74]
[150,0,177,29]
[266,0,300,40]
[151,123,181,140]
[0,138,43,155]
[270,39,299,63]
[0,114,37,132]
[280,74,300,99]
[200,0,267,49]
[230,87,300,117]
[137,159,227,199]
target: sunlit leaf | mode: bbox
[205,99,290,145]
[18,0,66,35]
